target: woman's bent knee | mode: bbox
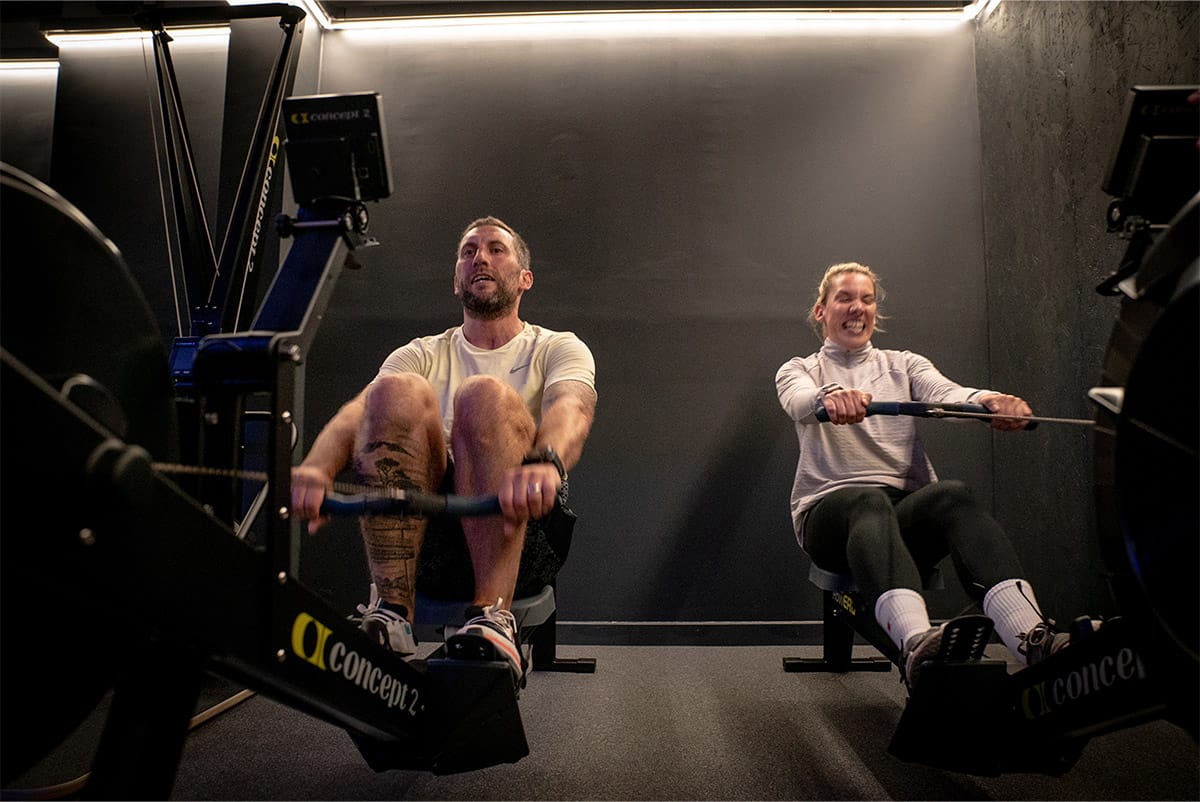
[915,480,977,514]
[835,486,895,515]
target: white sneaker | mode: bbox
[354,583,417,656]
[445,598,525,686]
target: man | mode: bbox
[775,261,1077,688]
[292,216,597,684]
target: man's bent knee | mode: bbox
[454,375,517,409]
[364,373,440,422]
[452,376,534,440]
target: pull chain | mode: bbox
[151,462,399,498]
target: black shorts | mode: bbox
[415,461,577,600]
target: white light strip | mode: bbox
[332,10,976,40]
[0,59,60,72]
[302,0,995,34]
[0,60,60,81]
[40,3,994,41]
[293,0,334,31]
[44,26,231,49]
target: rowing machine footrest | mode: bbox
[888,656,1010,776]
[348,658,528,775]
[933,614,994,665]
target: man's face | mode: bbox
[453,225,531,319]
[814,271,877,350]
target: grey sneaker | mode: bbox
[902,624,944,689]
[354,583,417,656]
[1019,621,1071,666]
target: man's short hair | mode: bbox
[460,216,531,271]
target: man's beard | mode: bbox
[459,282,518,320]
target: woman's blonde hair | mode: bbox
[807,261,888,340]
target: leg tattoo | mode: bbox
[355,436,434,615]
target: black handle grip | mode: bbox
[320,490,501,518]
[815,401,1038,429]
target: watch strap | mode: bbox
[522,445,565,480]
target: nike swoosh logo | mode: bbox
[510,362,532,373]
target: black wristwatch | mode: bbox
[522,445,566,480]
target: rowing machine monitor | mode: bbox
[283,92,393,207]
[1102,85,1199,231]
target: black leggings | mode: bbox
[802,481,1024,611]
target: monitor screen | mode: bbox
[1102,85,1199,225]
[282,92,393,206]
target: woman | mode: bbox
[775,261,1071,687]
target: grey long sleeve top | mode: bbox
[775,339,994,544]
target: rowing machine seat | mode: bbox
[784,561,944,674]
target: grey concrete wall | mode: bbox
[974,1,1198,621]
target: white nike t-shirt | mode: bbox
[375,322,596,446]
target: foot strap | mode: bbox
[938,614,994,662]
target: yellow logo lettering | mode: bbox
[291,612,331,669]
[1021,681,1051,719]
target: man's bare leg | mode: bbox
[450,375,536,610]
[353,373,446,618]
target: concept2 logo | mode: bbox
[832,590,858,617]
[290,612,422,716]
[288,107,373,125]
[247,136,279,272]
[1020,646,1146,720]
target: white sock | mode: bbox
[982,578,1047,664]
[874,588,931,653]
